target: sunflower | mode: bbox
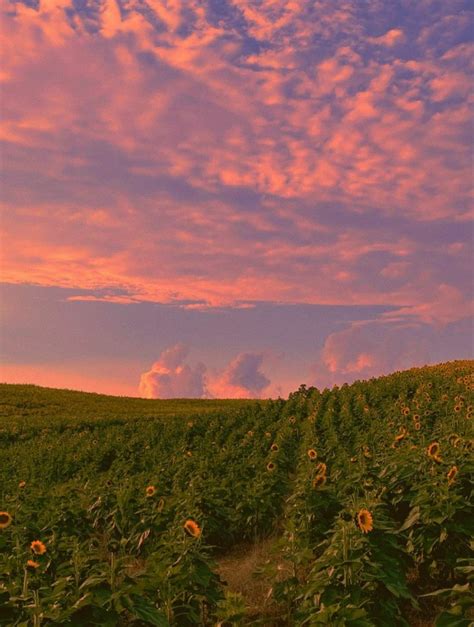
[271,443,279,452]
[307,449,317,460]
[146,485,156,498]
[427,442,441,463]
[448,433,460,446]
[447,466,458,484]
[454,405,461,413]
[312,474,326,489]
[0,512,12,529]
[315,462,327,476]
[357,509,373,533]
[184,519,201,538]
[27,560,40,569]
[289,416,296,424]
[31,540,46,555]
[395,426,407,442]
[412,414,420,422]
[267,461,276,472]
[18,480,26,489]
[402,407,410,416]
[414,421,421,431]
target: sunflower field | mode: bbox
[1,360,473,625]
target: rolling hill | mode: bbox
[1,360,473,625]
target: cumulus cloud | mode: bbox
[139,345,271,399]
[310,312,473,390]
[208,352,271,399]
[139,343,207,399]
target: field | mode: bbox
[1,361,473,625]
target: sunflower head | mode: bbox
[414,421,421,431]
[184,519,201,538]
[146,485,156,498]
[271,443,279,452]
[357,509,373,533]
[312,474,326,489]
[403,407,410,416]
[267,461,276,472]
[315,462,327,476]
[395,426,407,442]
[426,442,441,462]
[307,448,317,460]
[447,466,458,484]
[30,540,46,555]
[454,405,461,413]
[27,559,40,569]
[18,480,26,489]
[0,512,12,529]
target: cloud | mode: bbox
[1,0,472,331]
[208,352,271,398]
[139,345,271,398]
[139,343,207,398]
[310,311,474,390]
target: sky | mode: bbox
[0,0,473,398]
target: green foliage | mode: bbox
[1,360,473,624]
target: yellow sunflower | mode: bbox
[307,449,317,460]
[267,461,276,472]
[312,474,326,489]
[315,462,327,476]
[0,512,12,529]
[146,485,156,498]
[357,509,373,533]
[31,540,47,555]
[427,442,441,462]
[447,466,458,484]
[271,443,279,452]
[27,559,40,569]
[395,426,407,442]
[184,519,201,538]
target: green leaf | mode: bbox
[123,595,170,626]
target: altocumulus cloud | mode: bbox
[139,344,271,399]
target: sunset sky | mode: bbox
[1,0,473,398]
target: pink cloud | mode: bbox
[370,28,405,47]
[139,346,271,399]
[139,344,207,399]
[208,352,271,399]
[1,0,471,333]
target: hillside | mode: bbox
[0,361,473,625]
